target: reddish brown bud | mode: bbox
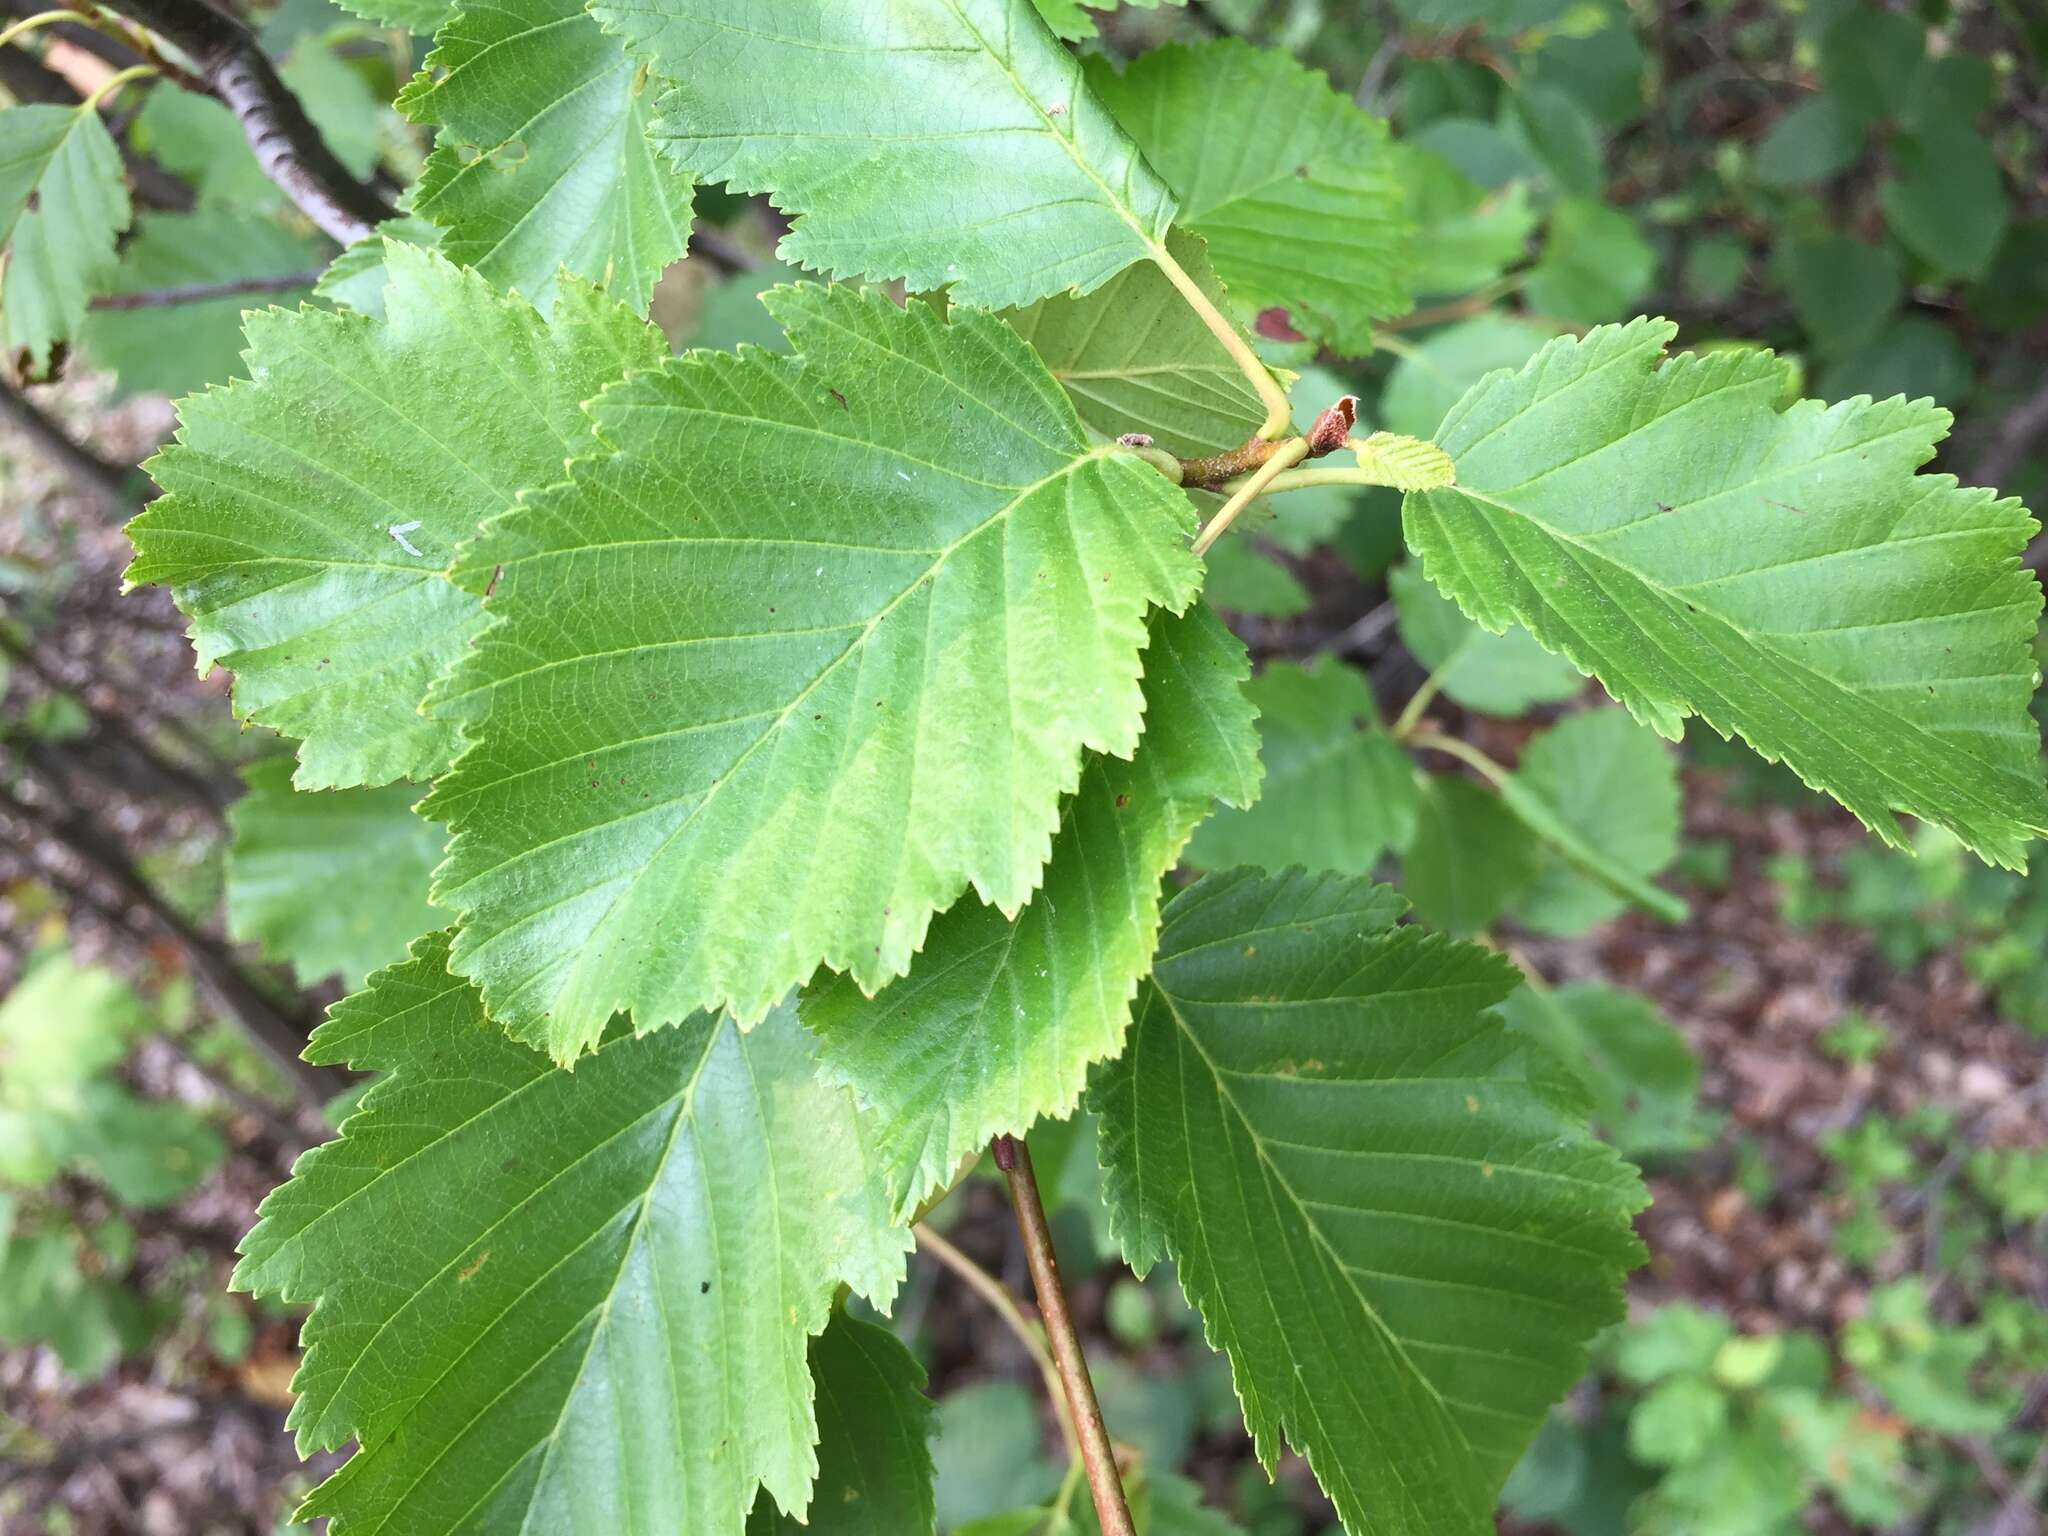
[1306,395,1358,457]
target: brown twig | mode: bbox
[93,0,392,245]
[90,270,323,310]
[992,1134,1136,1536]
[0,774,341,1107]
[0,374,140,510]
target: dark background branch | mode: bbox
[0,375,142,512]
[92,0,395,244]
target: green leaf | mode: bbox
[1880,124,2011,283]
[1498,980,1701,1158]
[1405,317,2048,868]
[1090,868,1647,1535]
[0,103,130,376]
[1504,708,1684,931]
[1004,230,1268,462]
[235,932,909,1536]
[1086,39,1412,352]
[1401,773,1538,935]
[1394,146,1537,299]
[424,283,1201,1058]
[1777,233,1901,353]
[313,215,444,318]
[930,1381,1062,1530]
[399,0,693,313]
[1379,314,1553,440]
[1388,560,1582,717]
[747,1314,935,1536]
[1752,97,1863,189]
[1523,198,1654,324]
[80,212,324,400]
[131,87,281,211]
[333,0,454,32]
[128,243,664,790]
[803,603,1257,1217]
[224,758,443,989]
[1185,656,1415,876]
[1201,540,1308,617]
[1030,0,1185,41]
[594,0,1177,309]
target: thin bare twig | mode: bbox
[90,270,323,310]
[993,1135,1136,1536]
[913,1221,1082,1465]
[0,375,139,510]
[94,0,392,244]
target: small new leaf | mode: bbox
[0,103,131,376]
[425,284,1200,1058]
[235,933,908,1536]
[1406,318,2048,868]
[1092,868,1646,1534]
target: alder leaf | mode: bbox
[1185,657,1416,876]
[398,0,693,313]
[802,603,1259,1218]
[424,284,1201,1059]
[1406,318,2048,869]
[127,243,663,790]
[1085,39,1412,353]
[1090,868,1647,1535]
[747,1314,936,1536]
[1401,774,1539,936]
[224,758,443,989]
[1498,980,1702,1160]
[234,932,909,1536]
[0,103,131,377]
[593,0,1178,309]
[1004,230,1269,461]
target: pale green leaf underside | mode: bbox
[399,0,693,314]
[128,244,663,790]
[224,758,443,989]
[747,1315,936,1536]
[1185,657,1415,876]
[235,932,908,1536]
[1004,229,1269,461]
[424,283,1201,1059]
[1406,318,2048,868]
[0,103,130,375]
[1091,868,1645,1536]
[802,603,1258,1218]
[594,0,1177,309]
[1086,40,1412,353]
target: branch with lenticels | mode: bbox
[93,0,396,245]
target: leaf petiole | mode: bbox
[1192,437,1310,555]
[1149,239,1294,440]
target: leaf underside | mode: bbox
[1086,39,1413,352]
[235,932,908,1536]
[1091,868,1646,1536]
[1405,317,2048,868]
[128,243,663,790]
[424,283,1201,1059]
[802,602,1259,1218]
[595,0,1178,310]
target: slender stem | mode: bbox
[90,269,322,309]
[78,57,151,106]
[0,7,81,50]
[913,1220,1082,1466]
[1405,726,1508,783]
[1389,663,1448,740]
[1192,437,1309,556]
[993,1134,1136,1536]
[1149,242,1293,440]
